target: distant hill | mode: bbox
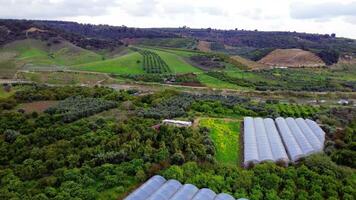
[230,55,265,69]
[0,19,123,51]
[258,49,325,67]
[0,39,103,78]
[1,19,356,66]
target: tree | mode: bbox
[171,152,185,165]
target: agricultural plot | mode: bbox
[73,52,144,75]
[17,71,108,85]
[270,103,320,118]
[199,118,240,165]
[45,96,117,122]
[136,49,171,74]
[17,101,58,113]
[243,117,325,167]
[146,48,202,73]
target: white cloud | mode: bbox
[290,1,356,20]
[0,0,116,19]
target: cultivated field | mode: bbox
[199,118,240,165]
[73,52,144,74]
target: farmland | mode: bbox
[135,48,171,74]
[0,18,356,200]
[73,52,144,74]
[199,118,240,165]
[17,71,109,85]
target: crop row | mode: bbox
[45,96,117,122]
[136,49,171,74]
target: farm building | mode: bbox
[243,117,325,167]
[124,175,248,200]
[162,119,192,127]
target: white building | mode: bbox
[162,119,192,127]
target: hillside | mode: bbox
[2,19,356,66]
[230,55,265,69]
[258,49,325,67]
[0,19,123,50]
[0,39,103,78]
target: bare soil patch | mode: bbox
[258,48,325,67]
[19,101,58,113]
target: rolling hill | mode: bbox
[258,49,325,67]
[0,39,104,78]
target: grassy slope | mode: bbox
[199,118,240,165]
[73,52,144,74]
[143,48,202,73]
[2,39,102,66]
[17,71,108,85]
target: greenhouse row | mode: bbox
[124,175,248,200]
[244,117,325,167]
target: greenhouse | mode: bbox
[124,175,247,200]
[243,117,325,167]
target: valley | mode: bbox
[0,19,355,200]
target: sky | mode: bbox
[1,0,356,38]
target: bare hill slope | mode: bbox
[231,55,265,69]
[258,48,325,67]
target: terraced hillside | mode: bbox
[258,49,325,67]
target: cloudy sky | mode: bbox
[1,0,356,38]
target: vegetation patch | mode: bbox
[17,71,108,85]
[45,96,117,122]
[189,55,225,70]
[133,48,171,74]
[267,103,320,118]
[116,73,203,86]
[18,100,58,113]
[199,118,240,165]
[73,52,144,75]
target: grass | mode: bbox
[197,73,246,90]
[17,71,108,85]
[73,52,144,74]
[199,118,240,165]
[1,39,103,68]
[0,87,15,99]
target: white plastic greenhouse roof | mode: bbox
[243,117,325,167]
[124,175,248,200]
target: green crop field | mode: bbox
[73,52,144,74]
[199,118,240,165]
[197,73,245,90]
[143,48,202,73]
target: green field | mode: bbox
[73,52,144,74]
[142,48,202,73]
[2,39,102,66]
[0,86,16,99]
[197,73,245,90]
[17,71,108,85]
[199,118,240,165]
[74,47,202,75]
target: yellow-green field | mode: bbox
[199,118,241,165]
